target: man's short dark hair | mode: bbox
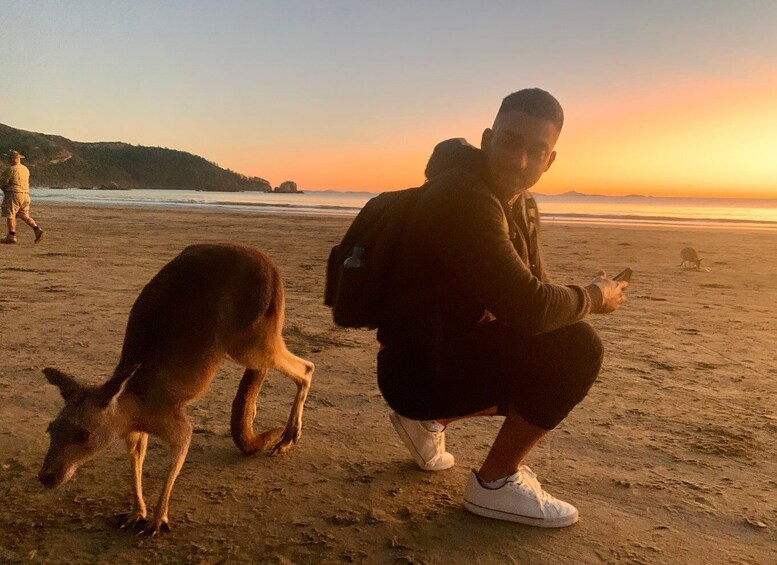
[496,88,564,131]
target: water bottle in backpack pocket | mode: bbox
[329,245,377,328]
[343,246,365,269]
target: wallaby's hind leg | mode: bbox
[141,411,192,536]
[231,368,285,454]
[118,432,149,529]
[269,344,315,455]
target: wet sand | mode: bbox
[1,203,775,563]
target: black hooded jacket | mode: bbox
[377,139,602,348]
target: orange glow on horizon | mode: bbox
[228,72,777,199]
[230,140,435,192]
[548,71,777,199]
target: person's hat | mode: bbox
[8,150,23,159]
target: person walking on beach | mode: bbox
[1,150,44,244]
[377,89,627,527]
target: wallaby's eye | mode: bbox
[73,429,90,444]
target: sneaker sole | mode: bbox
[389,412,454,472]
[463,499,579,528]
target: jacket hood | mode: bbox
[424,138,486,180]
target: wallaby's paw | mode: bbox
[271,425,301,455]
[138,517,171,537]
[115,511,148,531]
[271,439,294,455]
[258,427,285,452]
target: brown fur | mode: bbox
[680,246,703,269]
[39,243,314,535]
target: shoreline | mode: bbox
[29,200,777,232]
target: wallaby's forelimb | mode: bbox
[270,347,314,455]
[119,432,149,529]
[230,368,284,454]
[143,413,192,536]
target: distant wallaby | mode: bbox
[39,243,314,535]
[680,246,703,269]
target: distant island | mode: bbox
[271,180,303,194]
[0,122,300,193]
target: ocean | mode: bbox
[31,188,777,230]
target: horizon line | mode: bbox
[301,188,777,201]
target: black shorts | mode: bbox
[377,321,603,430]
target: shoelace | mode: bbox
[422,421,445,444]
[515,465,552,505]
[431,426,445,454]
[420,421,446,460]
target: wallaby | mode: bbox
[680,246,703,269]
[39,243,314,535]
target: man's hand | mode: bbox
[588,271,628,314]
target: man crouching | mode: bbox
[377,89,627,527]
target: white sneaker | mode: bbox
[463,466,579,528]
[389,412,455,471]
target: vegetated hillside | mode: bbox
[0,123,272,191]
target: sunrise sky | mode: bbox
[1,1,776,198]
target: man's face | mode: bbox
[481,110,560,197]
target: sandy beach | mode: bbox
[1,203,775,564]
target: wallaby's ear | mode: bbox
[95,364,140,409]
[43,368,84,403]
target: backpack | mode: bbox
[324,184,427,329]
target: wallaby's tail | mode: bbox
[230,368,283,454]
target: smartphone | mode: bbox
[613,267,633,283]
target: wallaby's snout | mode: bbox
[38,468,62,489]
[39,431,81,490]
[38,470,56,489]
[38,428,93,490]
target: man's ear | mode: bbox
[43,368,84,403]
[544,150,557,172]
[481,128,493,150]
[96,364,140,409]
